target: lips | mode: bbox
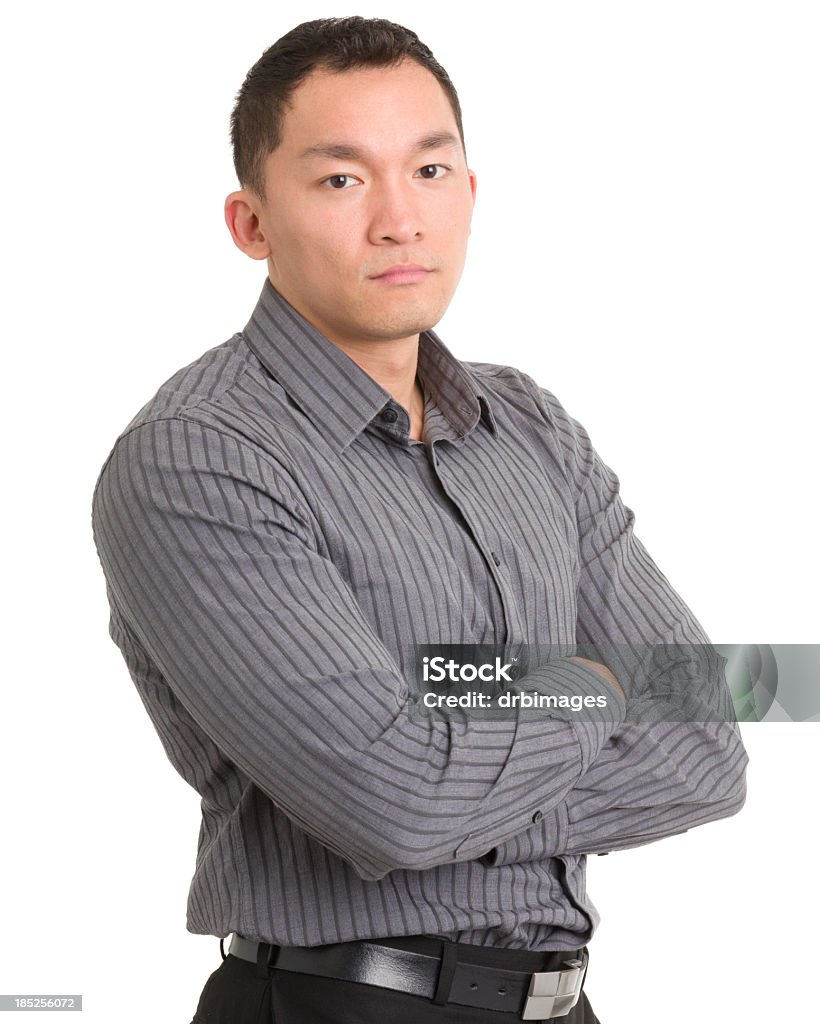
[370,264,431,285]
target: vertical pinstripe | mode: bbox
[92,279,747,951]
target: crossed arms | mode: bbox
[92,384,747,881]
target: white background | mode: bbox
[1,1,818,1021]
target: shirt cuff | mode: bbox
[452,658,624,866]
[480,798,569,868]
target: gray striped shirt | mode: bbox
[91,278,748,951]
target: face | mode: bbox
[229,60,476,351]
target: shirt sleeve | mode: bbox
[480,383,749,867]
[92,416,627,881]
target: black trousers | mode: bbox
[190,936,600,1023]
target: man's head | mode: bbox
[225,17,476,354]
[230,17,466,202]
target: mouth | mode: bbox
[369,264,432,285]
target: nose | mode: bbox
[366,178,423,246]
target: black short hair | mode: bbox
[230,17,465,199]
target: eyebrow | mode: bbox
[298,131,461,162]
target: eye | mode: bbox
[321,174,362,190]
[416,164,449,180]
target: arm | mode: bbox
[92,416,626,881]
[481,385,748,867]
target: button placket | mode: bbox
[428,451,526,644]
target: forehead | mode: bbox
[277,59,459,153]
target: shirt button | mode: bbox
[490,551,501,566]
[381,408,399,423]
[532,811,543,824]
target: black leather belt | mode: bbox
[226,933,588,1020]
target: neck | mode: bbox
[268,279,426,438]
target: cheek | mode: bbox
[296,212,360,272]
[436,195,473,244]
[440,210,472,265]
[271,230,342,286]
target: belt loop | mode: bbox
[255,941,279,979]
[432,941,458,1005]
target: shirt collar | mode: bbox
[242,278,497,453]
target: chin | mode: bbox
[362,299,449,340]
[363,317,441,342]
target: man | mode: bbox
[92,16,748,1024]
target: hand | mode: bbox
[569,656,626,703]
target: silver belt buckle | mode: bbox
[522,956,587,1020]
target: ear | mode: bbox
[224,190,272,261]
[468,169,477,204]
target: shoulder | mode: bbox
[462,359,573,432]
[93,333,251,492]
[460,359,602,495]
[92,333,306,516]
[116,333,253,436]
